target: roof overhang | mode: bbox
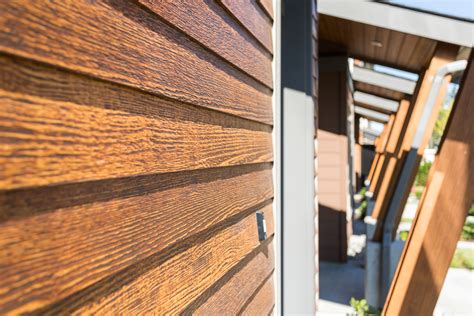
[352,66,416,94]
[355,105,390,122]
[318,0,473,47]
[354,91,399,112]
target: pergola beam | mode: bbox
[368,114,395,194]
[384,53,473,316]
[354,91,400,113]
[370,43,459,241]
[368,100,411,199]
[352,67,416,95]
[354,106,390,122]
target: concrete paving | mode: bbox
[318,218,474,314]
[318,260,364,314]
[434,268,474,315]
[319,262,473,315]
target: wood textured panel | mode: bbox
[218,0,273,54]
[369,114,395,194]
[0,54,269,133]
[192,241,274,314]
[319,15,437,72]
[139,0,273,87]
[0,89,272,190]
[384,55,473,315]
[258,0,274,20]
[371,44,458,240]
[370,100,412,217]
[0,0,273,124]
[241,275,275,315]
[355,81,405,101]
[0,164,273,314]
[59,205,274,315]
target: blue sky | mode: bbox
[387,0,474,21]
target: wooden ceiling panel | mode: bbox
[319,15,438,72]
[354,82,406,101]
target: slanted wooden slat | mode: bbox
[369,114,395,194]
[0,90,272,190]
[59,205,274,315]
[370,100,412,223]
[241,275,275,315]
[384,54,473,315]
[0,0,272,124]
[371,44,458,241]
[139,0,272,87]
[367,122,388,184]
[218,0,273,54]
[0,165,273,314]
[193,241,274,314]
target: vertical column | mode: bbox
[281,0,316,313]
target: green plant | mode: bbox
[350,298,380,316]
[450,248,474,270]
[355,200,368,220]
[461,221,474,241]
[399,230,409,241]
[431,107,451,147]
[415,161,432,188]
[414,186,424,200]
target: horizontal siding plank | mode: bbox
[0,90,272,190]
[0,165,273,314]
[258,0,274,20]
[139,0,272,87]
[193,241,274,314]
[0,54,269,133]
[218,0,273,54]
[0,0,273,124]
[241,275,275,315]
[66,205,274,315]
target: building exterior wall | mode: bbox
[318,56,353,262]
[0,1,275,313]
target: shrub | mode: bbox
[450,249,474,270]
[415,161,432,188]
[350,298,380,316]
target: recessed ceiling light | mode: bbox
[371,40,383,48]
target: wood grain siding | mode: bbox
[59,206,275,315]
[218,0,273,54]
[0,0,272,124]
[0,90,272,190]
[258,0,274,20]
[139,0,273,86]
[0,1,274,314]
[241,276,275,315]
[194,241,275,314]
